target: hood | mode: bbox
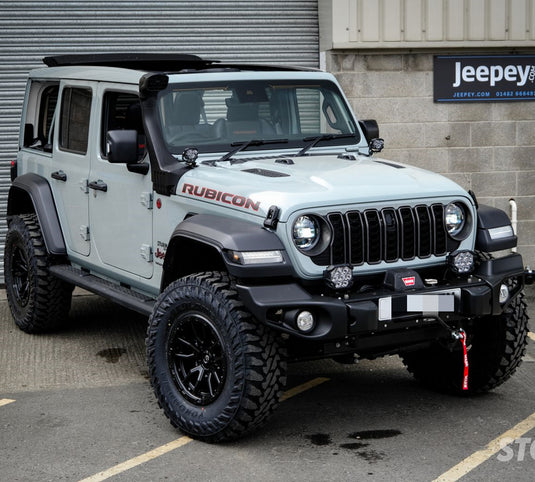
[177,154,470,221]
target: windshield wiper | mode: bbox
[296,133,357,157]
[217,138,288,163]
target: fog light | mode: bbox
[448,251,474,274]
[324,265,353,289]
[296,311,315,332]
[499,283,509,304]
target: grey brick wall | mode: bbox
[326,51,535,266]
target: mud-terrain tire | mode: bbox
[4,214,73,333]
[146,271,287,442]
[401,289,529,395]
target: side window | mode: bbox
[37,85,59,147]
[23,82,59,151]
[101,91,144,157]
[59,87,92,155]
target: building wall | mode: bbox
[325,51,535,265]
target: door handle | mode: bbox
[51,170,67,182]
[88,180,108,192]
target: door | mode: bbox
[49,82,93,257]
[88,85,154,279]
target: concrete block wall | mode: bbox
[326,51,535,266]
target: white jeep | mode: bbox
[5,54,531,442]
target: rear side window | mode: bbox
[60,87,92,154]
[37,85,59,146]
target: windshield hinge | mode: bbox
[264,205,281,230]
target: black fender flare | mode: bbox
[475,204,517,252]
[7,173,66,256]
[162,214,293,285]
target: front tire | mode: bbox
[147,271,287,442]
[401,291,529,394]
[4,214,73,333]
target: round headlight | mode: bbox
[445,203,466,238]
[293,215,320,250]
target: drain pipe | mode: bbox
[509,198,517,253]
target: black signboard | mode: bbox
[434,55,535,102]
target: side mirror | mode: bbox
[359,119,384,154]
[359,119,380,143]
[106,130,138,164]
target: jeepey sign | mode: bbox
[434,55,535,102]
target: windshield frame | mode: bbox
[155,77,361,157]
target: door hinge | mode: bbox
[80,225,90,241]
[79,179,89,194]
[140,244,153,262]
[140,192,153,210]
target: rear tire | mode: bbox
[401,290,529,394]
[4,214,73,333]
[147,271,287,442]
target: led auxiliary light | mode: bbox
[324,265,353,289]
[448,250,475,274]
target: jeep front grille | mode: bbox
[311,204,455,266]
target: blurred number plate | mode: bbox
[378,289,460,321]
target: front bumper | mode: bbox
[236,253,527,355]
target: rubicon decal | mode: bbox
[181,183,260,211]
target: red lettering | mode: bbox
[232,195,246,207]
[205,188,217,200]
[245,198,260,211]
[181,184,261,211]
[222,193,233,204]
[182,183,194,194]
[193,186,206,197]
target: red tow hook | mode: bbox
[459,329,469,391]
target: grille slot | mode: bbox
[312,204,449,266]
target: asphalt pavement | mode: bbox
[1,288,535,481]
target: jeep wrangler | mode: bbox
[5,53,531,442]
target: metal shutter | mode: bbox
[0,0,319,281]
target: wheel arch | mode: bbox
[8,173,66,256]
[161,213,292,290]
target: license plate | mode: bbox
[378,289,460,321]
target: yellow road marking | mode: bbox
[78,437,193,482]
[280,377,330,401]
[79,377,330,482]
[433,411,535,482]
[0,399,15,407]
[528,332,535,342]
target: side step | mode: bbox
[49,265,155,316]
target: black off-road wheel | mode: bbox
[401,290,529,395]
[146,271,287,442]
[4,214,73,333]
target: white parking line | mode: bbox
[0,399,15,407]
[433,411,535,481]
[78,377,330,482]
[528,332,535,342]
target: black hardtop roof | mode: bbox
[42,53,315,73]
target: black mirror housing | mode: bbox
[106,130,138,163]
[359,119,380,143]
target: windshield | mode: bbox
[157,79,359,155]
